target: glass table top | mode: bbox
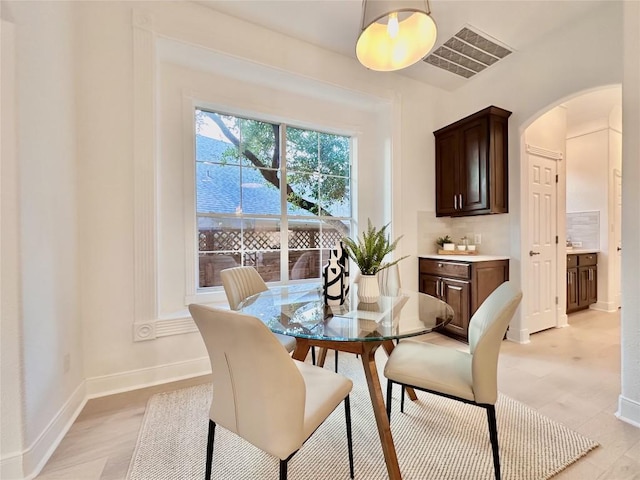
[238,283,454,342]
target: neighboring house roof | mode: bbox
[196,135,308,217]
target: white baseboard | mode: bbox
[1,382,88,480]
[85,356,211,398]
[507,327,530,344]
[557,312,569,327]
[616,394,640,428]
[2,358,211,480]
[591,301,618,313]
[1,452,24,480]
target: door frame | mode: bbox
[613,168,622,308]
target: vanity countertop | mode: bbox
[566,249,599,255]
[419,254,510,262]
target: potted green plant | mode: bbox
[436,235,455,251]
[342,219,409,303]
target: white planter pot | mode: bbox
[358,274,380,303]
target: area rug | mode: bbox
[127,353,598,480]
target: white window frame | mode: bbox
[131,14,395,343]
[185,100,356,305]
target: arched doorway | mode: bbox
[520,85,622,338]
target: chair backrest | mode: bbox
[378,263,401,296]
[291,251,316,280]
[189,304,306,459]
[468,281,523,404]
[221,266,268,310]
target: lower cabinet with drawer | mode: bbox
[419,258,509,342]
[567,253,597,313]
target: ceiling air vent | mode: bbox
[424,26,513,79]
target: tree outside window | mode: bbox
[195,109,352,287]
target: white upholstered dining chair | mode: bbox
[378,263,401,297]
[220,266,297,353]
[383,281,522,480]
[189,304,355,480]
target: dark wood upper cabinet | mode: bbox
[434,106,512,217]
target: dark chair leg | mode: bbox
[334,350,339,373]
[400,386,406,413]
[311,346,316,365]
[279,459,288,480]
[205,420,215,480]
[344,396,354,479]
[386,380,393,421]
[486,405,501,480]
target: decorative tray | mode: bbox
[437,249,478,255]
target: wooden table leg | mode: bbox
[291,338,311,362]
[361,342,402,480]
[382,340,418,401]
[316,347,328,367]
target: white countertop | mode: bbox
[566,249,599,255]
[419,254,510,262]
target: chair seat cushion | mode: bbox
[294,360,353,440]
[275,333,297,353]
[384,341,475,402]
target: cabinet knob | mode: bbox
[438,263,443,267]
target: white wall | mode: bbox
[74,0,444,388]
[619,0,640,427]
[567,130,609,214]
[1,1,84,478]
[1,16,26,480]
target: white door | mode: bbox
[614,170,622,308]
[527,146,559,334]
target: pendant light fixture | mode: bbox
[356,0,437,72]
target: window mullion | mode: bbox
[280,123,289,282]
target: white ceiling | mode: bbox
[196,0,608,90]
[563,87,622,128]
[194,0,621,123]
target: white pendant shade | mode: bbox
[356,0,437,72]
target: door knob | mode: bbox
[617,246,622,251]
[529,250,540,256]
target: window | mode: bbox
[195,109,352,288]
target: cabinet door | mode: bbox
[586,266,597,305]
[567,267,579,312]
[441,278,471,339]
[577,267,590,307]
[419,274,440,298]
[470,260,509,313]
[458,119,488,213]
[435,130,459,216]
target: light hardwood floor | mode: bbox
[36,308,639,480]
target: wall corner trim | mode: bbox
[616,395,640,428]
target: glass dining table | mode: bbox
[238,283,454,480]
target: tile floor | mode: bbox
[35,308,640,480]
